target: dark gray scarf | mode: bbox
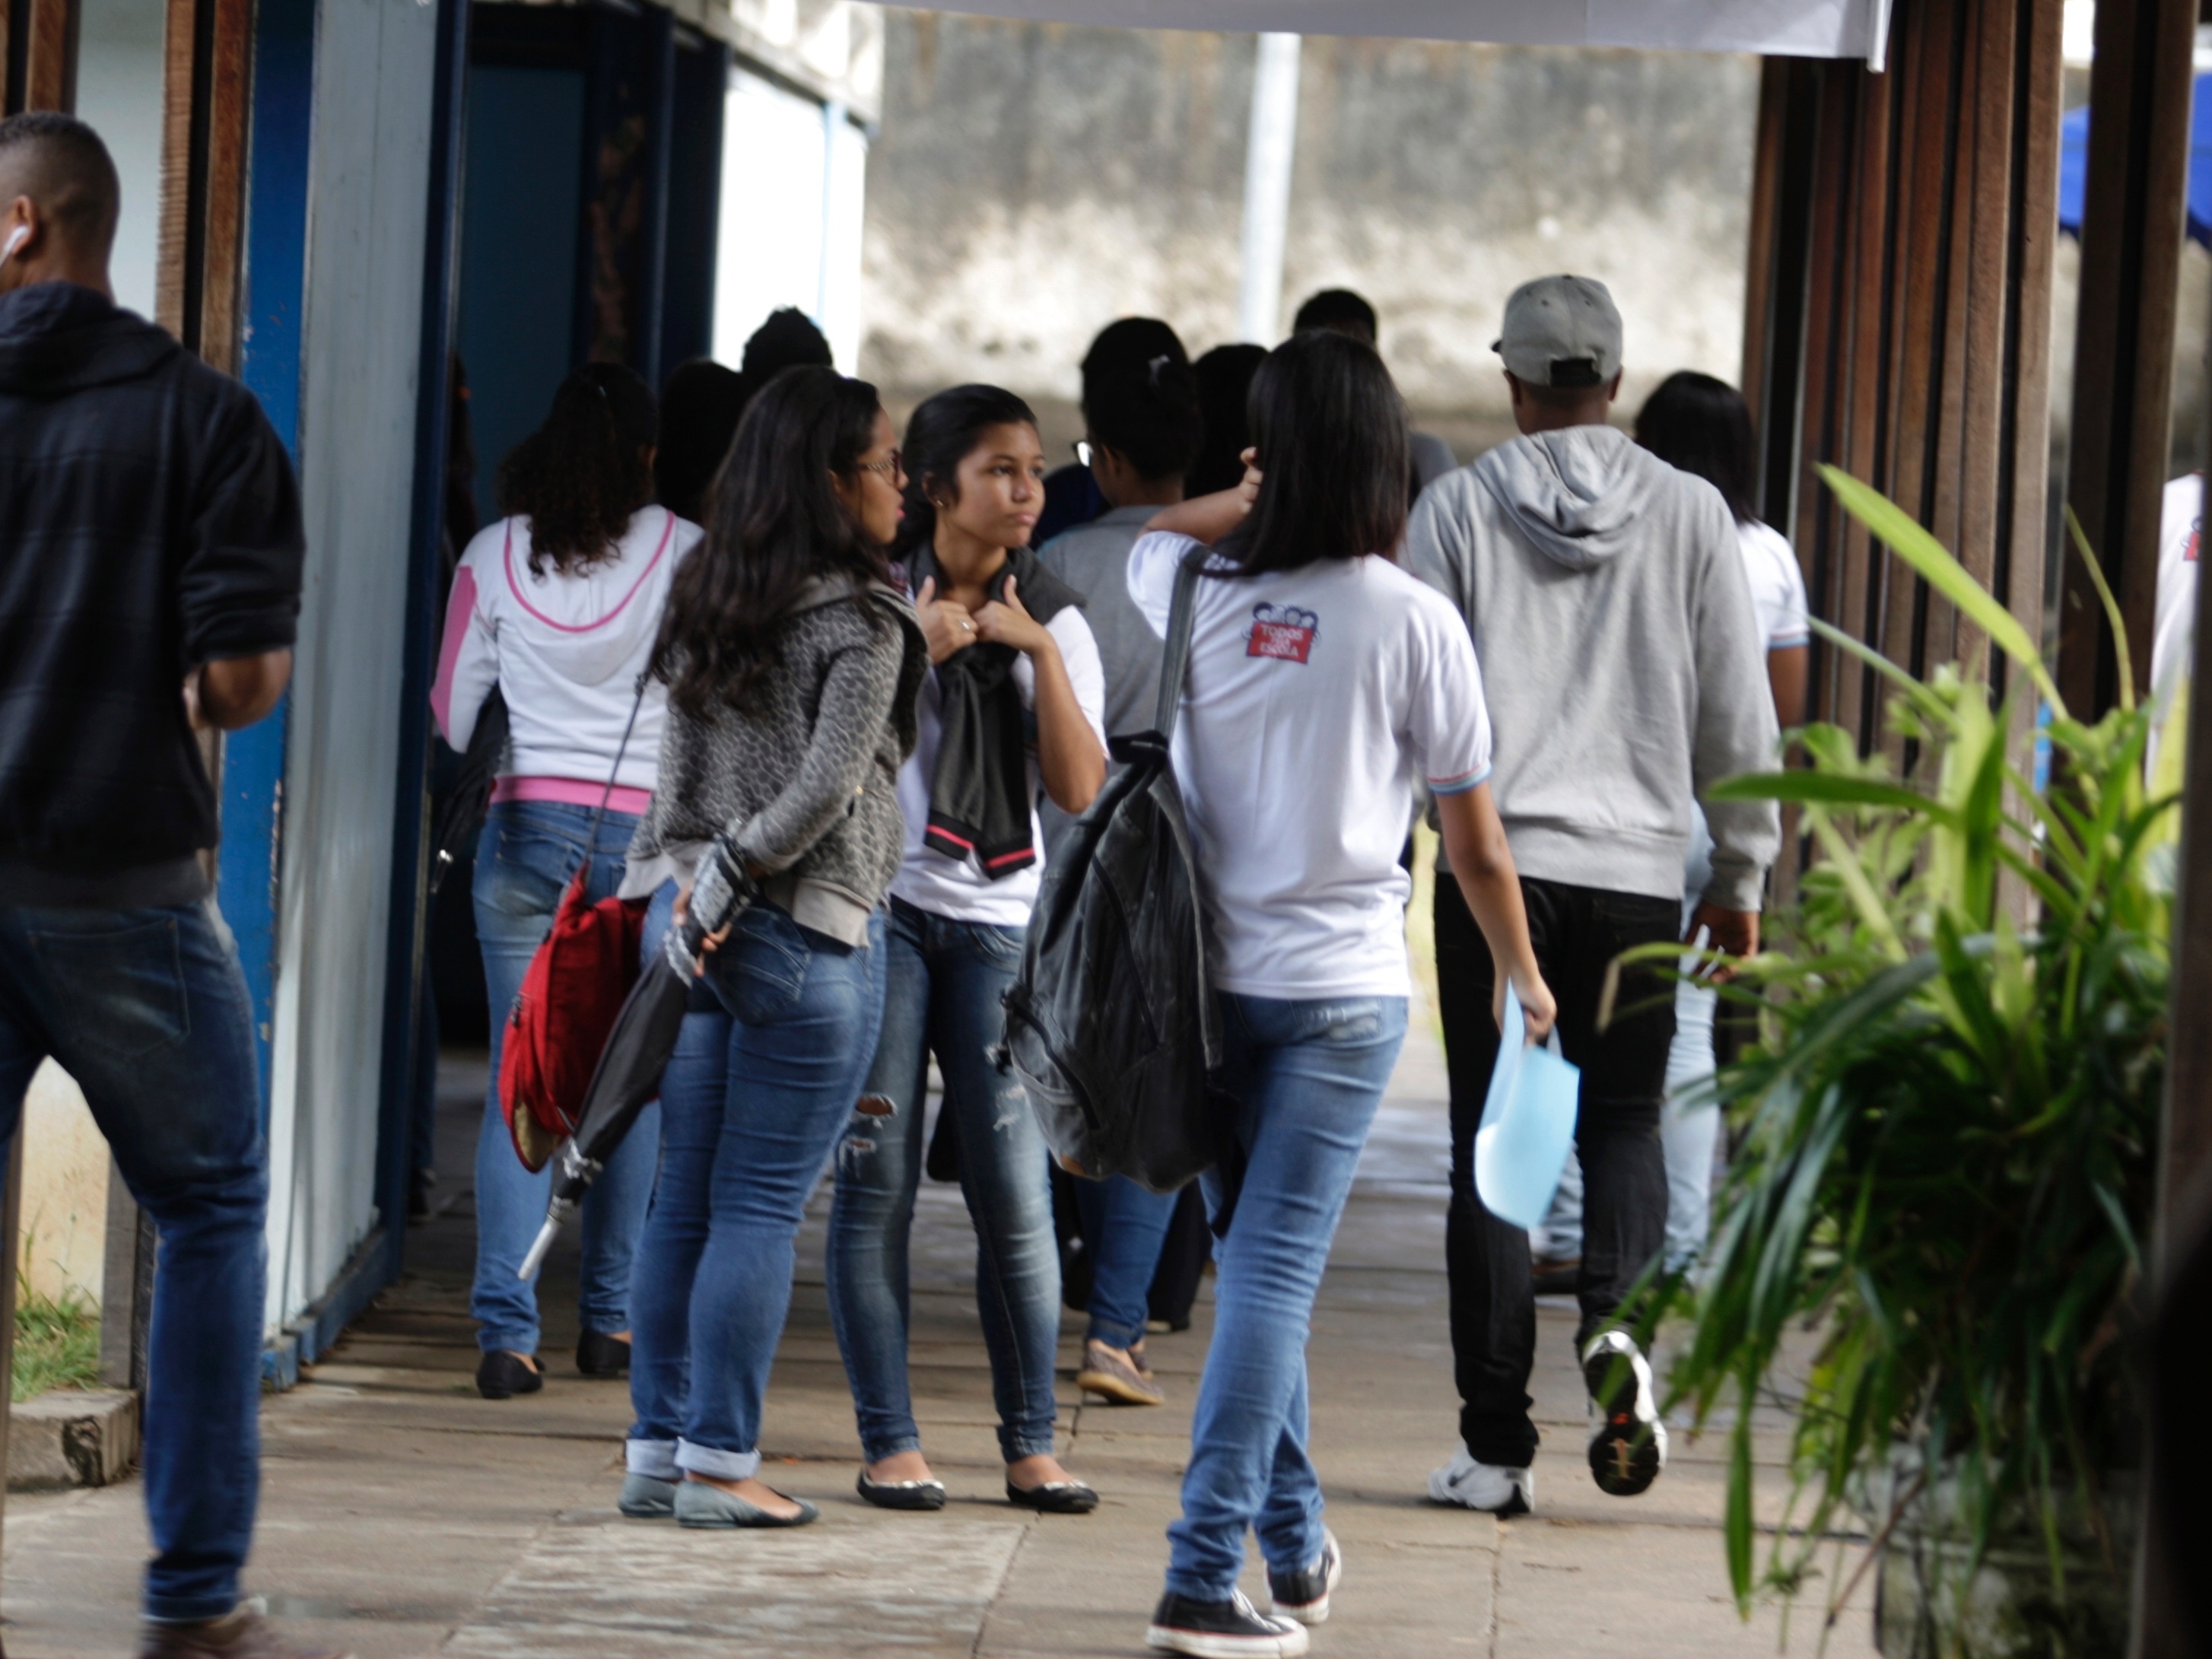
[902,543,1082,880]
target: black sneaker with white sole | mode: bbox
[1146,1590,1310,1657]
[1582,1329,1668,1497]
[1266,1529,1342,1625]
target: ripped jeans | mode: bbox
[825,896,1062,1465]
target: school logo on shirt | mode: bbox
[1247,603,1318,663]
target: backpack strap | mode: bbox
[1149,546,1206,739]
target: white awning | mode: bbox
[921,0,1894,64]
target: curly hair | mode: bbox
[496,362,657,575]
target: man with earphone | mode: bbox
[0,111,327,1659]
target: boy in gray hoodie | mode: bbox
[1406,276,1779,1514]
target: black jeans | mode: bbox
[1436,873,1678,1468]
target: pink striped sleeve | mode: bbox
[431,565,482,745]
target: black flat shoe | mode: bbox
[577,1330,631,1378]
[857,1471,948,1511]
[476,1350,543,1400]
[1006,1476,1099,1514]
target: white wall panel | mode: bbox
[262,0,437,1337]
[712,67,869,373]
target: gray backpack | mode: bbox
[1000,549,1222,1193]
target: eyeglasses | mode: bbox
[855,449,904,481]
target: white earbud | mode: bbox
[0,225,26,263]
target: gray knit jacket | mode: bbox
[625,577,927,942]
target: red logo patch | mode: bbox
[1247,603,1318,663]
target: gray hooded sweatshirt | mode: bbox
[1406,424,1780,911]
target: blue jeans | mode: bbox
[1075,1174,1179,1349]
[627,902,885,1480]
[1165,993,1407,1601]
[1661,974,1720,1273]
[471,800,659,1355]
[0,901,265,1621]
[826,897,1061,1464]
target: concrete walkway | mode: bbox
[0,1028,1877,1657]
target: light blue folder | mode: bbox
[1473,983,1581,1230]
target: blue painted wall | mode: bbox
[224,0,317,1105]
[457,64,586,526]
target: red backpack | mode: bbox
[497,684,651,1171]
[500,874,647,1171]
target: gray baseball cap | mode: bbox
[1492,275,1622,388]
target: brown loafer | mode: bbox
[138,1607,352,1659]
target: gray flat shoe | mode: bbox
[619,1473,678,1518]
[675,1478,820,1528]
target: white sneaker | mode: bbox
[1582,1330,1667,1496]
[1426,1449,1533,1514]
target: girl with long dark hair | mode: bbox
[1130,332,1554,1656]
[433,361,701,1401]
[614,365,927,1528]
[825,385,1109,1514]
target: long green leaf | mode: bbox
[1819,465,2064,714]
[1727,1390,1756,1610]
[1709,771,1960,826]
[1810,618,1956,728]
[2065,506,2135,716]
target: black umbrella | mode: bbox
[518,841,758,1281]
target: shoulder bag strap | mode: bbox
[580,672,649,866]
[1149,546,1206,739]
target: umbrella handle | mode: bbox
[518,1197,576,1282]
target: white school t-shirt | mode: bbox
[888,605,1109,928]
[1127,530,1494,1000]
[1737,519,1810,650]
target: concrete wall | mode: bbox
[18,1066,107,1309]
[860,13,1759,453]
[72,0,166,322]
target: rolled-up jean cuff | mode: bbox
[860,1432,922,1464]
[1086,1314,1149,1349]
[676,1440,762,1482]
[627,1439,680,1479]
[1006,1436,1060,1463]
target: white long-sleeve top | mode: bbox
[432,506,701,812]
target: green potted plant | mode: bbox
[1653,468,2176,1657]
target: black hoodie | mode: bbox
[0,281,304,907]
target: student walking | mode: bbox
[825,386,1110,1511]
[1134,331,1553,1657]
[618,365,926,1528]
[1038,319,1206,1407]
[0,112,329,1659]
[434,362,702,1400]
[1407,276,1779,1517]
[1634,370,1807,1273]
[1289,288,1457,494]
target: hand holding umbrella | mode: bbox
[518,836,760,1281]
